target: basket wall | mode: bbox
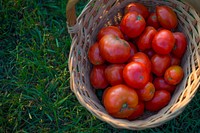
[68,0,200,130]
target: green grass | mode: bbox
[0,0,200,132]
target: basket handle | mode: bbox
[66,0,200,27]
[66,0,79,26]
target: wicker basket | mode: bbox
[66,0,200,130]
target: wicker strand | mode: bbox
[67,0,200,130]
[66,0,200,27]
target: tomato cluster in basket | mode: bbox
[88,2,187,120]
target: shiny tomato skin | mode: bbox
[153,77,176,93]
[145,90,171,112]
[123,62,150,89]
[120,12,146,38]
[130,52,152,73]
[88,42,105,65]
[124,2,149,19]
[170,54,181,66]
[127,101,144,120]
[105,64,125,86]
[147,12,160,29]
[137,82,155,101]
[97,26,124,41]
[172,32,187,59]
[90,65,108,89]
[156,6,178,30]
[144,49,156,59]
[164,65,184,85]
[103,84,139,118]
[151,54,171,77]
[137,26,157,51]
[99,34,131,63]
[152,29,175,55]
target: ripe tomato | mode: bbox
[153,77,176,93]
[144,49,156,59]
[123,62,150,89]
[127,101,144,120]
[103,84,139,118]
[120,12,146,38]
[170,54,181,66]
[137,82,155,101]
[149,73,154,82]
[151,54,171,76]
[172,32,187,59]
[116,25,131,41]
[105,64,125,86]
[124,2,149,19]
[156,6,178,29]
[152,29,175,55]
[137,26,157,51]
[129,42,138,58]
[164,65,184,85]
[145,90,171,112]
[97,26,124,41]
[90,65,108,89]
[88,42,105,65]
[130,52,152,73]
[157,27,165,32]
[99,34,131,63]
[147,12,160,29]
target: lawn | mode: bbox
[0,0,200,132]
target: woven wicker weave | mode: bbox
[67,0,200,130]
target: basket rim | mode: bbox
[68,0,200,130]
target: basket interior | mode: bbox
[68,0,200,129]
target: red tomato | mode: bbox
[137,82,155,101]
[120,12,146,38]
[103,84,139,118]
[144,49,156,59]
[124,2,149,19]
[90,65,108,89]
[88,42,105,65]
[102,87,111,104]
[130,52,151,73]
[117,25,131,41]
[170,54,181,66]
[149,73,154,82]
[129,42,138,58]
[164,65,184,85]
[97,26,124,41]
[128,101,144,120]
[153,77,176,93]
[157,27,165,32]
[105,64,125,86]
[99,34,131,63]
[156,6,178,29]
[152,29,175,55]
[151,54,171,76]
[137,26,157,51]
[172,32,187,58]
[123,62,150,89]
[145,90,171,112]
[147,12,160,29]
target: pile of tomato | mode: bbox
[88,2,187,120]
